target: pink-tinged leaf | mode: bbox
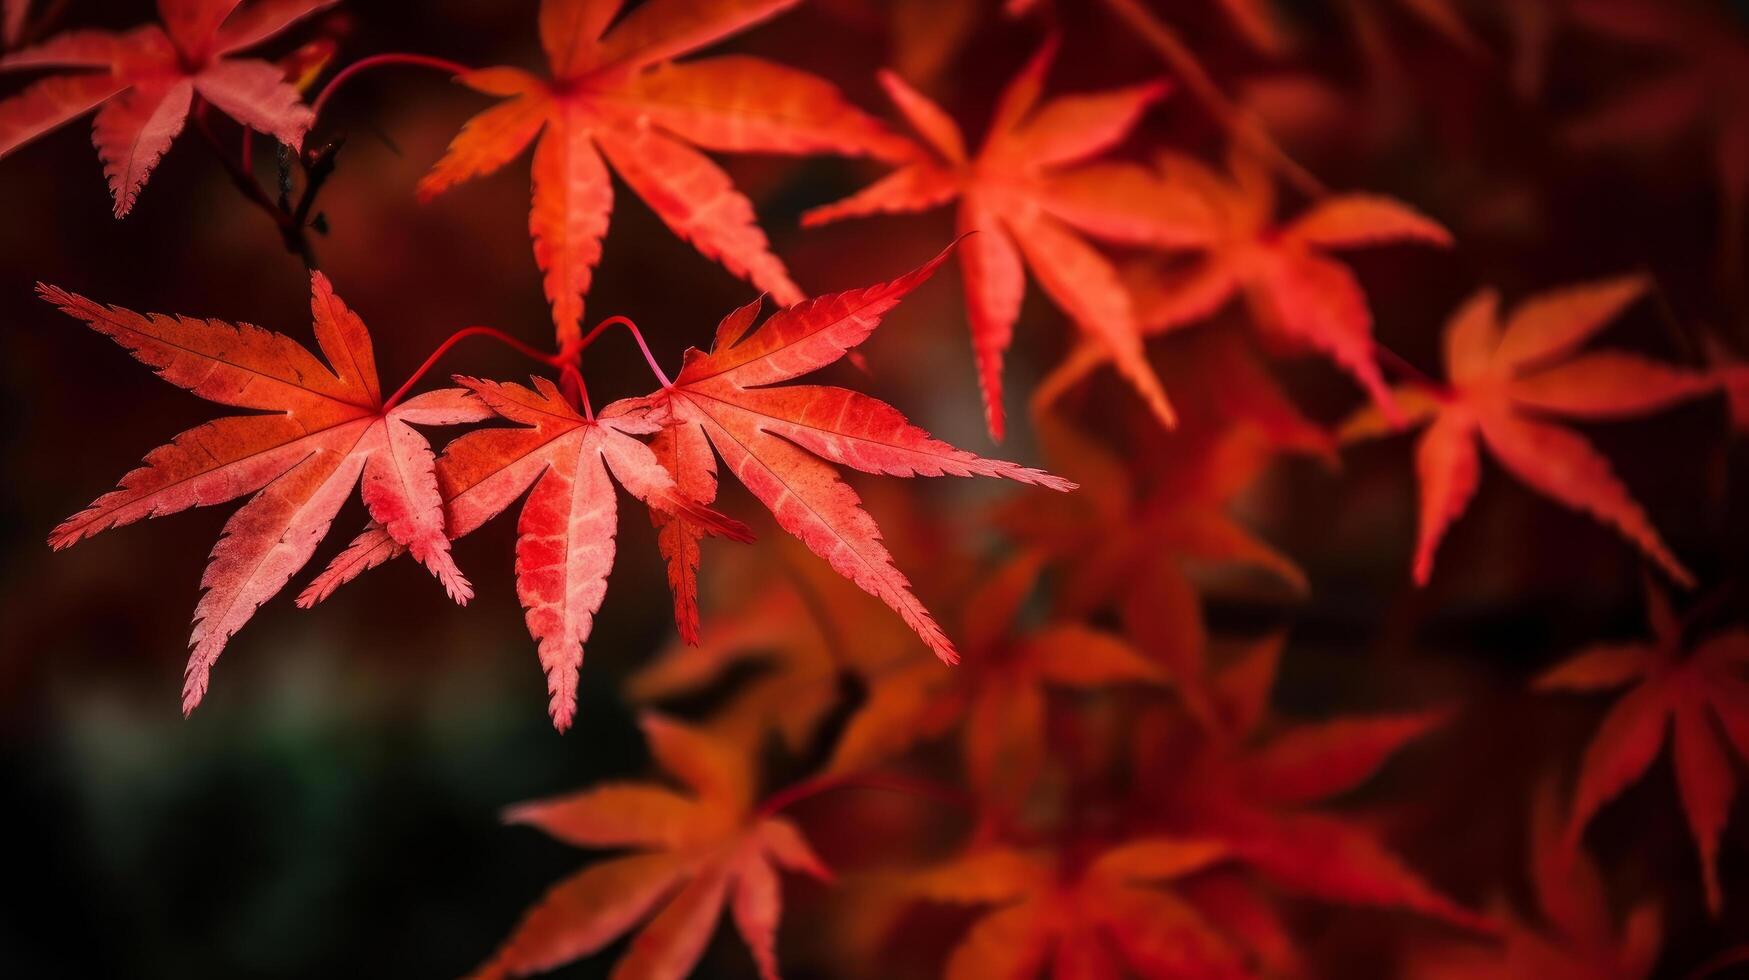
[0,72,126,158]
[196,56,312,146]
[592,0,802,74]
[1565,682,1672,846]
[617,55,908,158]
[958,199,1026,440]
[184,424,373,712]
[529,114,612,347]
[1492,275,1649,371]
[597,121,802,305]
[2,27,137,69]
[1507,351,1717,419]
[876,68,966,163]
[1008,80,1169,167]
[1476,408,1694,587]
[678,396,959,665]
[93,78,194,217]
[1244,712,1449,807]
[677,244,950,388]
[415,92,549,202]
[1411,410,1479,586]
[1672,700,1735,916]
[648,421,717,644]
[213,0,339,56]
[730,854,782,980]
[1283,195,1453,250]
[701,385,1074,487]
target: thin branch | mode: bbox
[384,325,561,410]
[311,52,473,120]
[576,314,674,388]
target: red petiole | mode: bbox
[310,52,474,120]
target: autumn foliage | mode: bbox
[4,0,1749,977]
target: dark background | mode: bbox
[2,1,1747,977]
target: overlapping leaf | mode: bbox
[419,0,908,345]
[604,248,1074,666]
[827,550,1164,806]
[473,715,831,980]
[0,0,333,215]
[1408,782,1662,980]
[1138,636,1490,932]
[43,273,489,712]
[804,38,1209,439]
[1538,580,1749,915]
[300,373,753,731]
[1083,147,1452,423]
[911,837,1250,979]
[1340,277,1713,586]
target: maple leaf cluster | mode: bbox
[6,0,1749,977]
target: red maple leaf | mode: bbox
[43,272,490,713]
[1107,147,1452,423]
[825,550,1165,806]
[0,0,333,215]
[910,837,1251,978]
[1139,636,1491,933]
[299,373,753,732]
[1538,579,1749,915]
[605,247,1075,665]
[1340,276,1715,586]
[472,715,832,980]
[803,38,1210,439]
[418,0,908,345]
[1408,782,1662,980]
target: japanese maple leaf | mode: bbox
[1339,277,1714,586]
[603,248,1075,666]
[1008,334,1327,722]
[417,0,907,345]
[1408,783,1662,980]
[472,715,831,980]
[826,551,1164,806]
[1537,580,1749,915]
[1142,636,1489,931]
[43,273,490,713]
[299,374,753,731]
[802,38,1212,440]
[911,837,1251,978]
[1565,0,1749,270]
[1105,147,1451,423]
[0,0,333,216]
[628,532,928,753]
